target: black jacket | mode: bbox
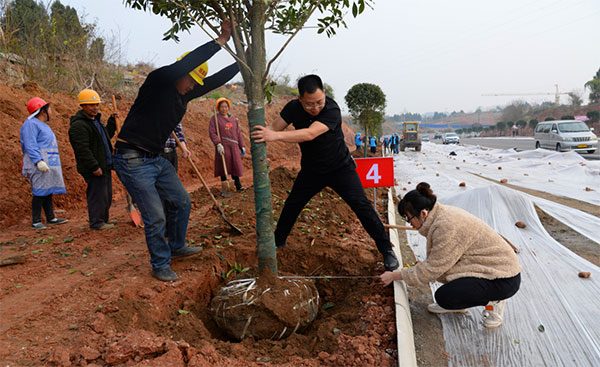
[117,40,239,153]
[69,110,116,175]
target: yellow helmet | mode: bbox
[216,97,231,110]
[78,89,101,105]
[178,52,208,85]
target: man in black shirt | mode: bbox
[113,20,239,282]
[251,75,399,271]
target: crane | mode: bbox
[482,84,569,105]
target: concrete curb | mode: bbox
[387,187,417,367]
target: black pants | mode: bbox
[32,194,55,224]
[435,273,521,309]
[221,175,243,190]
[274,164,391,255]
[160,150,178,171]
[83,172,113,229]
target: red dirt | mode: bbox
[0,82,400,366]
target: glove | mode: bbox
[217,143,225,155]
[241,147,246,156]
[36,161,50,172]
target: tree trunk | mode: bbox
[240,3,277,275]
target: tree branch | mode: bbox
[264,2,319,81]
[223,0,247,65]
[171,0,252,75]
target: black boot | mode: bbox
[382,248,399,271]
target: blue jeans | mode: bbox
[112,153,191,270]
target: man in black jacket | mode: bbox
[69,89,117,230]
[251,75,399,272]
[112,19,239,282]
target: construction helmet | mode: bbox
[216,97,231,110]
[78,89,102,105]
[178,52,208,85]
[26,97,49,118]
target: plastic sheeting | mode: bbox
[392,146,600,366]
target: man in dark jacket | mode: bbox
[112,19,239,282]
[69,89,117,230]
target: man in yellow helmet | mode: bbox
[68,89,118,230]
[113,19,239,282]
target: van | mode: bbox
[534,120,597,153]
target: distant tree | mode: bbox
[456,128,463,134]
[2,0,49,46]
[506,121,514,128]
[528,119,539,129]
[496,121,506,134]
[568,91,583,107]
[488,125,496,131]
[545,117,555,121]
[501,100,529,123]
[88,38,105,61]
[586,110,600,123]
[516,120,527,129]
[561,115,574,120]
[585,68,600,104]
[323,82,335,99]
[345,83,387,145]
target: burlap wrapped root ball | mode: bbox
[210,269,319,341]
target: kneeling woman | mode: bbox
[380,183,521,328]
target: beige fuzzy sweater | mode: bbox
[400,203,521,286]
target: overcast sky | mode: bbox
[62,0,599,116]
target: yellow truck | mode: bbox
[400,121,422,151]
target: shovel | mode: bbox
[214,106,234,197]
[111,95,144,228]
[171,133,243,235]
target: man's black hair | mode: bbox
[298,74,323,97]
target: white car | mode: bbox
[442,132,460,144]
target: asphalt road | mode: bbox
[453,137,600,160]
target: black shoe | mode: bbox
[151,267,179,281]
[171,246,202,259]
[383,249,399,271]
[275,240,287,248]
[236,186,245,192]
[48,218,68,225]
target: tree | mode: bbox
[496,121,506,134]
[516,120,526,129]
[501,100,529,124]
[528,119,538,130]
[585,68,600,104]
[124,0,373,275]
[568,91,583,107]
[345,82,386,157]
[545,117,555,121]
[561,115,574,120]
[586,110,600,123]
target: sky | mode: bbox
[61,0,600,116]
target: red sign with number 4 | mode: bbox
[354,157,394,188]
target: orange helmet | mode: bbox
[78,89,101,105]
[216,97,231,110]
[26,97,49,118]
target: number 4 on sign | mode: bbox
[366,164,382,184]
[355,157,394,188]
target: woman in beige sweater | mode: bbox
[380,182,521,328]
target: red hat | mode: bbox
[26,97,49,118]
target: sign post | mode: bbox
[354,157,395,208]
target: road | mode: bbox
[455,137,600,160]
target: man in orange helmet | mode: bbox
[113,19,239,282]
[68,89,118,230]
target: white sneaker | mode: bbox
[483,299,507,328]
[427,303,468,314]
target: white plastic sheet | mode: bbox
[392,146,600,366]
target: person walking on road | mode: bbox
[369,135,377,154]
[354,132,362,152]
[209,97,246,194]
[69,89,117,231]
[21,97,68,230]
[251,74,399,272]
[380,182,522,328]
[112,20,239,282]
